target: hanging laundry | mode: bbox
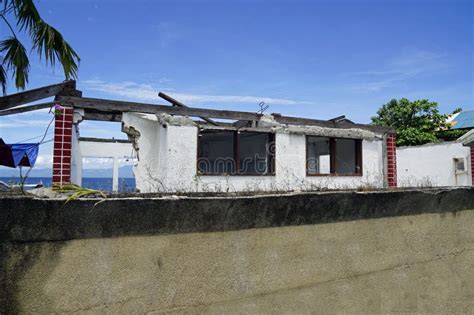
[0,139,39,168]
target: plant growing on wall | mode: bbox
[371,98,462,146]
[0,0,80,94]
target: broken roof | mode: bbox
[0,81,393,134]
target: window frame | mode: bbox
[306,135,363,176]
[197,129,276,176]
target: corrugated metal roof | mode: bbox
[451,110,474,129]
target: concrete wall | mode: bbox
[123,113,386,193]
[122,113,164,191]
[70,123,82,185]
[397,142,471,187]
[1,188,473,314]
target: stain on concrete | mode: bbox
[1,188,473,243]
[0,188,473,313]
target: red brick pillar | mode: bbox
[386,133,397,188]
[471,146,474,186]
[52,107,73,186]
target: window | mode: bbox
[335,138,358,174]
[453,157,466,174]
[306,136,362,175]
[197,130,275,175]
[307,137,331,175]
[197,130,235,174]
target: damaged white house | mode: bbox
[120,111,395,193]
[0,81,399,193]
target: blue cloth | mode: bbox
[0,139,39,168]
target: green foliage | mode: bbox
[0,0,80,94]
[0,36,29,88]
[436,128,468,142]
[32,21,80,79]
[0,63,7,95]
[371,98,461,146]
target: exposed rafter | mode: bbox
[57,95,260,120]
[0,102,56,116]
[158,92,217,126]
[82,110,122,122]
[0,80,80,111]
[0,81,393,134]
[57,95,392,133]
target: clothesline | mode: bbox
[15,131,53,144]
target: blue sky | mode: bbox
[0,0,472,171]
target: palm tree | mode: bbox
[0,0,80,95]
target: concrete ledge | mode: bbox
[1,188,473,242]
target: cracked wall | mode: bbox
[1,189,473,314]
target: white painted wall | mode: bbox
[122,113,164,192]
[194,133,384,193]
[123,113,386,193]
[397,142,471,187]
[70,124,82,185]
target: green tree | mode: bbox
[0,0,80,95]
[371,98,461,146]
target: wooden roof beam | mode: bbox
[0,80,79,111]
[0,102,56,116]
[83,109,122,122]
[56,95,392,133]
[158,92,218,126]
[57,95,261,120]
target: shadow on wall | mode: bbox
[1,242,64,313]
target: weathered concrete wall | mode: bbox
[1,188,473,314]
[397,141,471,187]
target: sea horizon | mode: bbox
[0,177,136,192]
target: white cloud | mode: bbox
[346,48,449,92]
[82,80,312,106]
[0,118,53,128]
[82,157,133,169]
[34,154,53,168]
[9,155,133,170]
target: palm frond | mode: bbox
[53,184,107,207]
[0,36,29,89]
[0,63,6,95]
[2,0,9,13]
[31,21,80,79]
[13,0,41,31]
[1,0,14,14]
[53,184,107,201]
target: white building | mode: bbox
[397,141,472,187]
[0,81,398,193]
[116,111,395,193]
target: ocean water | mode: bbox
[0,177,136,192]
